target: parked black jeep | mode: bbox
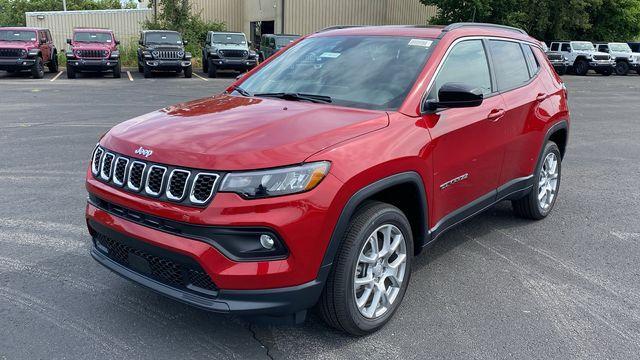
[258,34,300,61]
[137,30,192,78]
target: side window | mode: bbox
[522,44,540,76]
[550,43,559,51]
[428,40,492,100]
[489,40,530,91]
[561,43,570,52]
[38,31,45,43]
[45,30,51,42]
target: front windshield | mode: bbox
[212,34,246,45]
[609,43,632,52]
[275,36,299,47]
[572,42,595,51]
[74,32,112,43]
[146,32,182,45]
[239,35,435,110]
[0,30,37,42]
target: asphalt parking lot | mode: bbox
[1,70,639,360]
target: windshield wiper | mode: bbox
[253,92,332,104]
[232,85,252,97]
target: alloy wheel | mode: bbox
[353,224,407,319]
[538,152,559,210]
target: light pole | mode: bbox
[62,0,67,11]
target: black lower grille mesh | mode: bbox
[93,148,104,173]
[168,171,189,199]
[102,154,114,178]
[94,231,217,293]
[129,163,145,189]
[192,174,217,202]
[147,167,166,194]
[114,158,127,184]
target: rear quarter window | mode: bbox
[489,40,531,91]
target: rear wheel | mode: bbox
[318,201,413,336]
[615,61,629,75]
[512,141,561,220]
[184,65,192,78]
[574,60,589,76]
[48,54,58,72]
[31,56,44,79]
[113,63,121,78]
[207,59,217,78]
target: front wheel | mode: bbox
[184,65,192,78]
[202,56,209,72]
[113,63,121,78]
[31,56,44,79]
[143,64,152,78]
[318,201,413,336]
[615,61,629,75]
[512,141,561,219]
[66,66,76,79]
[207,59,217,78]
[574,60,589,76]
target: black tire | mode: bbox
[184,65,192,78]
[207,59,217,78]
[574,60,589,76]
[143,64,152,78]
[202,56,209,72]
[318,201,413,336]
[637,68,640,76]
[113,63,121,78]
[512,141,562,220]
[66,66,76,79]
[615,61,629,75]
[138,60,144,73]
[48,54,58,73]
[556,66,566,76]
[31,56,44,79]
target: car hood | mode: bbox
[0,40,35,49]
[72,43,113,51]
[213,43,249,51]
[101,94,389,170]
[576,50,610,57]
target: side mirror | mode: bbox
[115,40,120,45]
[183,40,188,46]
[66,38,72,45]
[423,82,484,112]
[248,41,253,47]
[138,39,143,45]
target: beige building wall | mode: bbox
[25,9,152,50]
[191,0,244,32]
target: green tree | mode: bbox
[0,0,130,26]
[420,0,640,41]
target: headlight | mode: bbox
[219,161,330,199]
[19,49,27,57]
[563,56,568,61]
[151,50,159,58]
[177,50,185,58]
[110,51,119,59]
[143,51,152,59]
[28,49,39,56]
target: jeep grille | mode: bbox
[91,145,221,206]
[593,54,609,61]
[0,48,24,58]
[155,50,182,60]
[219,49,248,59]
[547,54,562,61]
[76,49,108,58]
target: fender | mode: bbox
[319,172,428,273]
[538,119,569,160]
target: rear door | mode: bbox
[422,38,508,229]
[489,40,551,190]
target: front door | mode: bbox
[422,39,507,232]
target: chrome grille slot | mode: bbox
[100,153,115,180]
[166,169,191,201]
[190,173,219,204]
[91,146,104,175]
[113,157,129,187]
[145,165,167,196]
[91,146,220,206]
[127,161,146,191]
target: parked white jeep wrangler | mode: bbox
[549,41,615,76]
[595,42,640,75]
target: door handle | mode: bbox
[536,93,548,102]
[487,108,505,122]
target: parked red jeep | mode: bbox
[66,28,121,79]
[0,27,58,78]
[86,23,569,335]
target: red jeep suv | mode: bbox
[65,28,121,79]
[86,23,569,335]
[0,27,58,78]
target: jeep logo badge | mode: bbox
[134,146,153,158]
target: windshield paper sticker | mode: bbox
[320,52,341,58]
[408,39,433,48]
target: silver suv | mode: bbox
[549,41,615,76]
[595,42,640,75]
[202,31,258,78]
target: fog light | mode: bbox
[260,234,275,250]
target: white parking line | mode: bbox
[193,73,209,81]
[127,71,133,82]
[50,71,63,82]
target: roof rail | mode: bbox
[442,22,527,35]
[316,25,365,33]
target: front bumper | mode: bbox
[89,218,326,317]
[0,58,36,70]
[210,57,257,70]
[145,59,191,70]
[67,58,119,71]
[588,60,615,69]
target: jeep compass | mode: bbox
[86,23,569,335]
